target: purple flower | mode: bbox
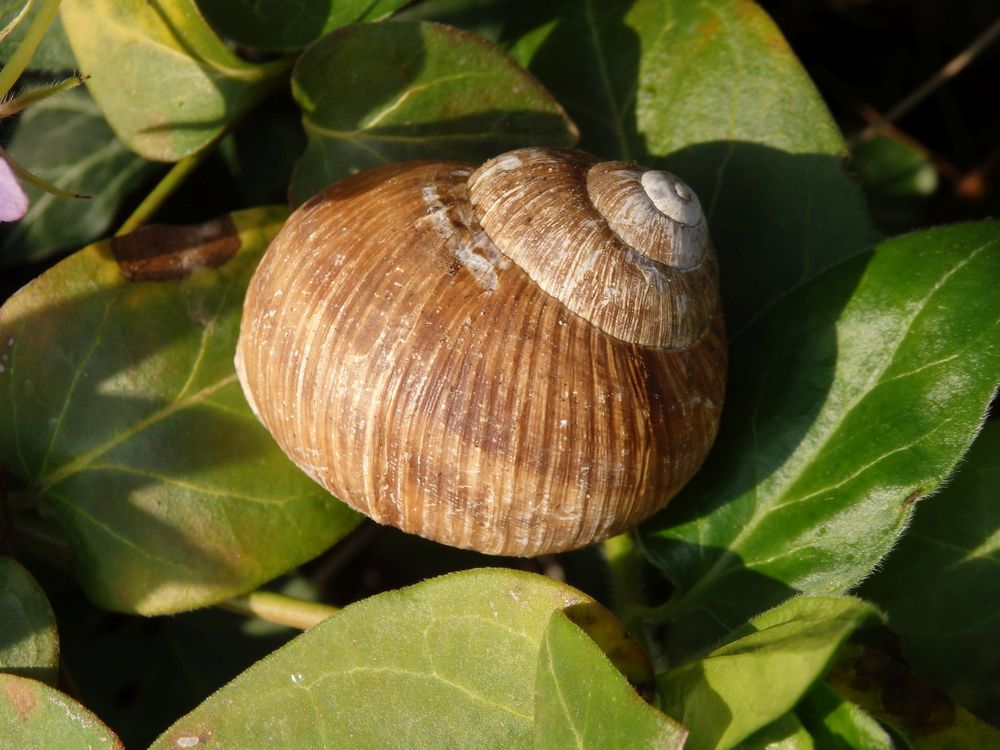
[0,156,28,222]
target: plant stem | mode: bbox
[601,532,655,641]
[114,151,209,235]
[1,145,89,197]
[0,0,63,102]
[0,73,88,118]
[216,590,339,630]
[603,532,646,612]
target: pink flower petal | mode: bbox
[0,157,29,222]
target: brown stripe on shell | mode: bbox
[467,147,719,350]
[111,216,240,281]
[236,158,727,556]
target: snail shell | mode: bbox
[235,147,726,556]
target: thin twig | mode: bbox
[849,15,1000,148]
[114,152,208,236]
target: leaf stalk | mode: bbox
[216,590,339,630]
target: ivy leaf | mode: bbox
[59,0,289,161]
[859,422,1000,725]
[795,682,893,750]
[827,645,1000,749]
[0,207,360,615]
[197,0,410,51]
[640,223,1000,658]
[27,556,312,749]
[0,674,122,748]
[289,20,577,204]
[734,713,815,750]
[658,596,880,750]
[507,0,874,329]
[534,611,686,749]
[0,87,158,268]
[150,569,635,749]
[0,557,58,685]
[850,132,938,235]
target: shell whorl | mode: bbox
[235,148,726,556]
[467,147,718,349]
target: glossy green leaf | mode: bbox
[641,222,1000,657]
[507,0,874,328]
[59,0,289,161]
[197,0,409,50]
[828,645,1000,750]
[0,87,159,268]
[535,611,686,749]
[0,673,122,748]
[0,0,75,71]
[796,682,893,750]
[658,596,880,750]
[0,557,58,685]
[859,422,1000,725]
[850,132,938,235]
[0,207,360,614]
[735,713,814,750]
[288,20,577,204]
[151,569,632,749]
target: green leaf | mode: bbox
[796,682,893,750]
[658,596,880,750]
[0,557,58,685]
[24,553,310,749]
[535,611,686,749]
[828,645,1000,749]
[0,0,75,71]
[850,132,938,235]
[858,421,1000,725]
[59,0,289,161]
[0,674,122,747]
[395,0,511,43]
[640,222,1000,657]
[735,713,814,750]
[288,20,578,204]
[151,569,629,749]
[0,87,159,268]
[0,207,360,614]
[508,0,874,328]
[197,0,410,51]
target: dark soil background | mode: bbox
[764,0,1000,227]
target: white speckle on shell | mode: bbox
[640,171,703,227]
[420,183,509,291]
